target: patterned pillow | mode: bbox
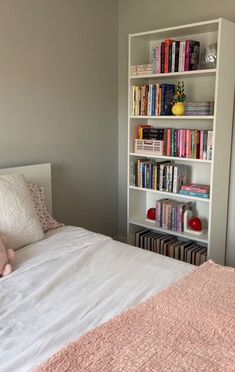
[28,183,64,233]
[0,174,44,250]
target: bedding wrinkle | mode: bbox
[0,226,194,372]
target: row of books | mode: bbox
[152,39,200,74]
[155,198,192,232]
[131,83,175,116]
[130,160,188,193]
[135,229,207,265]
[185,101,214,116]
[136,127,213,160]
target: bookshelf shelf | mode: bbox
[129,115,214,120]
[129,153,212,163]
[129,216,208,244]
[127,18,235,265]
[129,186,210,203]
[130,68,216,80]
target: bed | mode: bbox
[0,164,234,372]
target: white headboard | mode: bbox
[0,163,52,214]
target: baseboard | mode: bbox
[113,235,127,243]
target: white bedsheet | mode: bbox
[0,226,194,372]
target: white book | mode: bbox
[130,86,136,116]
[178,41,186,72]
[207,131,213,160]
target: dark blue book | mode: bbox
[161,84,175,115]
[151,85,156,115]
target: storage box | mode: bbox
[134,139,164,155]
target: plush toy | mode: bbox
[0,236,15,277]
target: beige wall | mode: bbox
[118,0,235,265]
[0,0,118,237]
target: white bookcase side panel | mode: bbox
[208,19,235,264]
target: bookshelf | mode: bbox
[127,18,235,265]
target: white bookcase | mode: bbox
[127,18,235,265]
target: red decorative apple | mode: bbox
[147,208,156,220]
[188,217,202,231]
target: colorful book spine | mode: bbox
[179,190,209,199]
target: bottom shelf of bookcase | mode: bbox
[129,216,208,244]
[132,226,207,266]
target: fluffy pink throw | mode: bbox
[36,261,235,372]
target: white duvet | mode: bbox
[0,226,194,372]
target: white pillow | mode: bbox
[0,174,44,249]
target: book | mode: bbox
[137,124,151,139]
[207,131,213,160]
[189,40,200,70]
[178,41,186,72]
[152,47,157,74]
[156,46,161,73]
[195,247,207,266]
[161,42,165,73]
[164,39,174,73]
[180,184,210,193]
[135,229,149,246]
[161,84,175,115]
[179,190,209,199]
[174,41,180,72]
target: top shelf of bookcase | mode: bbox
[130,69,216,80]
[129,19,219,41]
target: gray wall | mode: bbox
[0,0,118,237]
[118,0,235,265]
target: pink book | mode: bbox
[181,183,210,193]
[200,130,204,159]
[182,129,186,157]
[186,130,192,158]
[156,46,161,73]
[184,40,190,71]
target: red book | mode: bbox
[164,40,174,73]
[200,130,204,159]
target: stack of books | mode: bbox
[180,184,210,199]
[130,64,152,76]
[185,101,214,116]
[135,229,207,265]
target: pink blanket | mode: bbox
[36,261,235,372]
